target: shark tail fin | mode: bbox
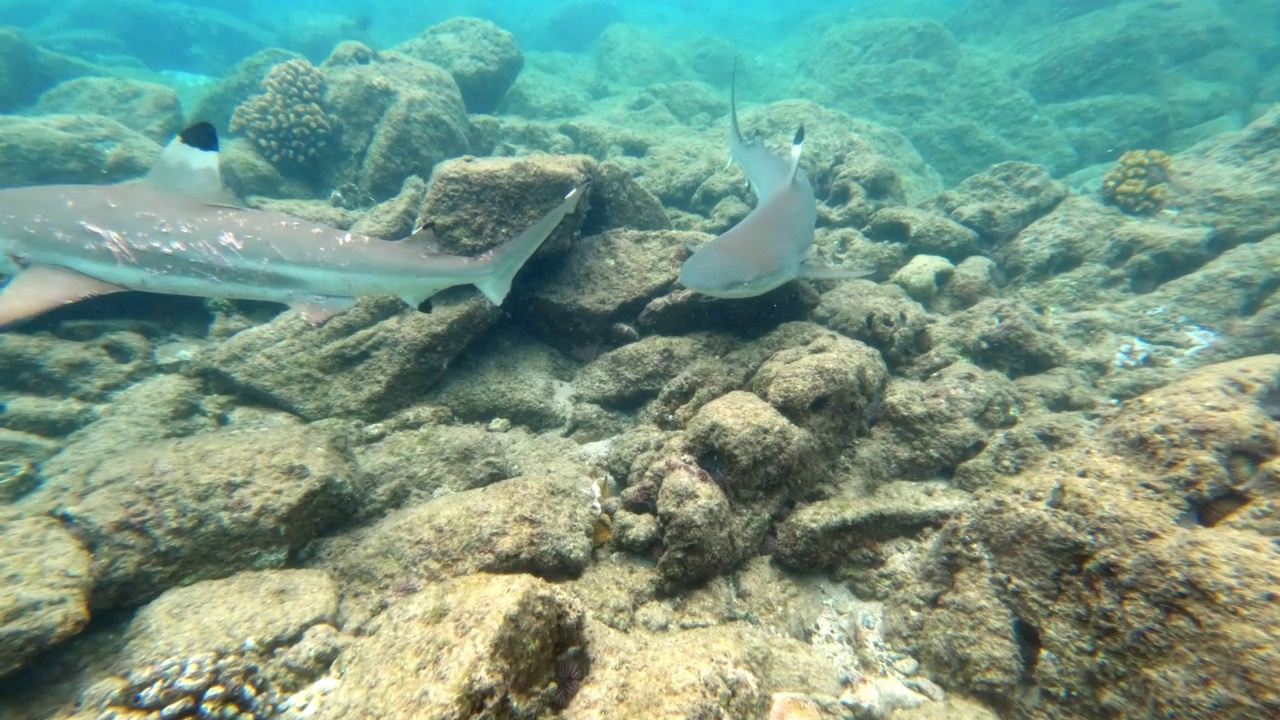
[472,182,589,305]
[787,125,805,185]
[730,56,744,145]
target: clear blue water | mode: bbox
[3,0,1275,179]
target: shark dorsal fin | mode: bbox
[787,125,805,185]
[142,122,245,208]
[402,222,442,253]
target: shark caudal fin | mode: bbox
[472,182,590,305]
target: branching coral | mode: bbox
[1101,149,1172,214]
[230,59,337,174]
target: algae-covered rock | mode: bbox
[322,42,470,202]
[428,331,575,431]
[1001,0,1248,136]
[865,206,980,262]
[0,114,160,187]
[1119,234,1280,342]
[217,136,297,198]
[912,299,1065,379]
[939,256,1000,311]
[611,509,660,553]
[499,67,593,119]
[52,424,358,608]
[637,282,821,337]
[0,516,91,678]
[205,295,498,422]
[996,194,1118,283]
[0,329,154,401]
[1106,221,1215,294]
[812,281,933,371]
[888,359,1280,718]
[39,374,215,482]
[347,174,428,239]
[416,153,593,258]
[852,362,1018,483]
[353,415,591,513]
[684,391,807,500]
[775,483,970,573]
[574,335,716,410]
[120,569,339,666]
[642,357,751,429]
[394,17,524,114]
[0,395,95,438]
[572,622,840,719]
[308,573,585,719]
[931,162,1067,246]
[1172,107,1280,248]
[952,411,1091,491]
[1103,355,1280,525]
[35,76,183,144]
[1045,94,1172,166]
[654,457,739,590]
[317,475,597,593]
[0,428,61,464]
[526,228,686,347]
[890,255,955,307]
[587,160,672,232]
[750,329,889,445]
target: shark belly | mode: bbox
[44,242,453,308]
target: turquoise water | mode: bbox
[4,0,1276,180]
[1,1,1279,720]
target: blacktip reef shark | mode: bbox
[678,63,870,298]
[0,122,587,328]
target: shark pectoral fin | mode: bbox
[142,122,245,208]
[798,261,875,281]
[0,266,126,327]
[288,297,357,325]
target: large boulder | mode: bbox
[0,114,159,187]
[36,76,184,143]
[394,18,524,114]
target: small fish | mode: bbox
[678,60,871,298]
[0,122,588,327]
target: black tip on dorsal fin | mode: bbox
[178,122,219,153]
[787,124,805,184]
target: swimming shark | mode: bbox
[678,63,870,298]
[0,122,587,328]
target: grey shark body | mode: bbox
[678,63,868,298]
[0,123,586,327]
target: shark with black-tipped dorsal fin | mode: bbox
[679,61,870,298]
[0,122,588,327]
